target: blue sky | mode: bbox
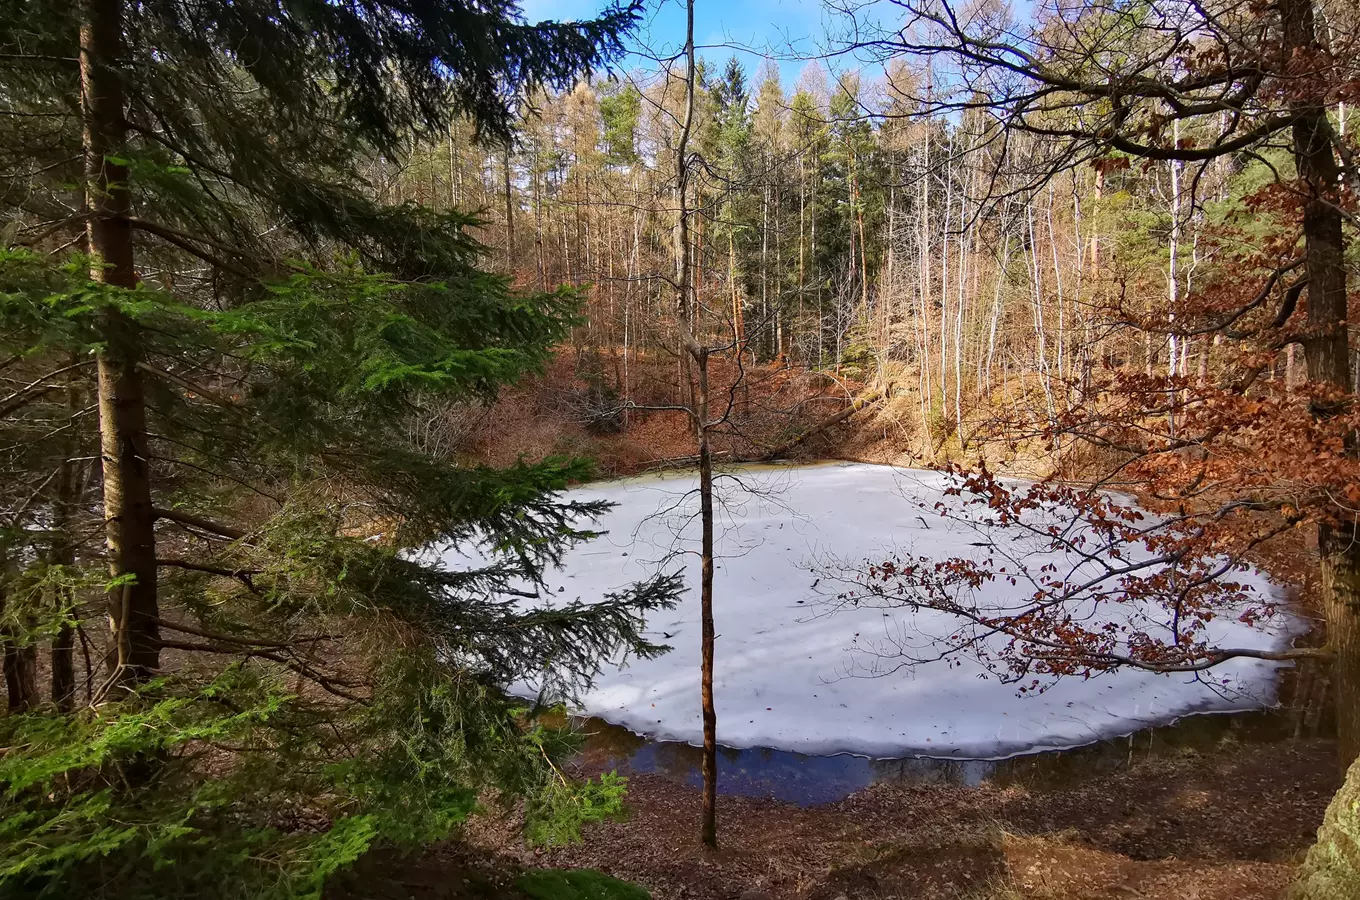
[518,0,870,88]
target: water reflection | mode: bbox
[571,711,1296,807]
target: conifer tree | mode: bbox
[0,0,681,895]
[600,82,643,167]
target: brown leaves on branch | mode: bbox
[844,465,1300,684]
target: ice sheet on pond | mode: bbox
[436,462,1304,759]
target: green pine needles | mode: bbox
[0,0,676,896]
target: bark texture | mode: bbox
[0,548,37,712]
[1279,0,1360,769]
[3,642,38,713]
[1320,527,1360,767]
[82,0,161,685]
[50,396,82,711]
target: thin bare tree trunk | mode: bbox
[1089,168,1103,274]
[1168,121,1182,388]
[984,226,1011,395]
[798,149,806,364]
[853,145,869,313]
[761,180,770,358]
[940,153,950,416]
[954,151,972,439]
[884,148,897,374]
[730,221,745,349]
[673,0,717,848]
[532,143,546,290]
[51,381,84,711]
[1026,204,1058,436]
[504,144,516,268]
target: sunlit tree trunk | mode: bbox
[984,227,1010,395]
[797,148,806,365]
[918,114,933,438]
[955,151,973,439]
[673,0,717,848]
[1046,183,1066,389]
[883,146,896,375]
[503,144,516,266]
[83,0,161,688]
[940,150,950,416]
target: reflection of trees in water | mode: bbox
[627,743,881,804]
[868,757,995,787]
[985,711,1295,790]
[575,718,647,765]
[652,740,705,781]
[573,710,1297,804]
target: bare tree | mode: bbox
[672,0,720,848]
[831,0,1360,767]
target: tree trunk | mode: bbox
[1089,168,1103,274]
[83,0,160,687]
[674,0,717,848]
[503,143,515,265]
[1320,528,1360,766]
[730,225,745,350]
[761,180,769,359]
[0,552,37,713]
[1279,0,1357,770]
[3,644,37,714]
[3,642,37,713]
[51,625,74,711]
[51,383,83,711]
[695,350,717,850]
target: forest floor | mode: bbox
[338,734,1337,900]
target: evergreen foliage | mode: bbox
[599,83,643,167]
[0,0,680,896]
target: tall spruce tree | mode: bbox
[0,0,681,896]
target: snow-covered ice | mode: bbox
[449,462,1305,759]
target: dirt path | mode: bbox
[462,737,1336,900]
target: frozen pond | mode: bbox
[448,462,1303,759]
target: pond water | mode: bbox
[465,462,1301,759]
[570,710,1301,806]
